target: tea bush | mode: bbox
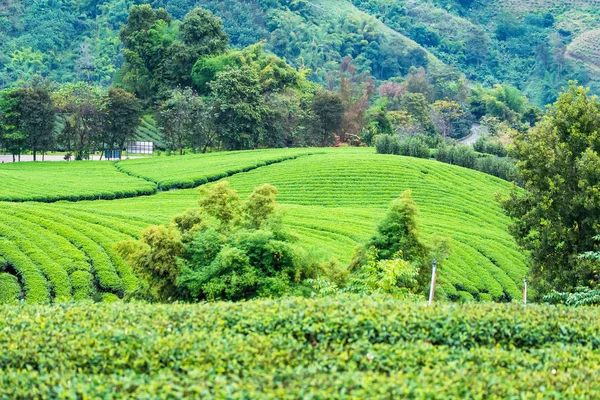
[1,298,599,398]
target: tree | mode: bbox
[157,88,210,154]
[18,87,55,161]
[209,66,266,150]
[0,89,27,162]
[172,8,229,88]
[306,90,344,146]
[53,83,104,160]
[100,88,141,157]
[503,84,600,294]
[117,182,321,302]
[0,86,55,161]
[431,100,465,138]
[115,224,184,301]
[399,92,434,134]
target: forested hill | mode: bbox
[1,0,599,105]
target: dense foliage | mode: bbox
[2,299,600,397]
[0,148,527,303]
[504,84,600,295]
[116,181,328,301]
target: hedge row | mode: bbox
[1,297,599,398]
[0,161,157,203]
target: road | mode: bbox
[0,154,141,163]
[458,123,486,145]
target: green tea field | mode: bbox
[1,298,598,398]
[0,148,527,304]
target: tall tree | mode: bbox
[0,86,54,161]
[53,83,104,160]
[100,88,141,156]
[18,87,55,161]
[209,66,266,150]
[503,84,600,293]
[0,89,26,162]
[307,90,344,146]
[157,87,214,154]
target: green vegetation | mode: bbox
[0,161,155,202]
[0,148,527,303]
[503,84,600,295]
[2,299,600,397]
[116,148,318,189]
[223,151,528,301]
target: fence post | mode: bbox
[523,278,528,306]
[428,259,437,306]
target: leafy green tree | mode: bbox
[399,92,434,134]
[503,84,600,294]
[115,224,184,301]
[157,87,213,154]
[53,83,104,160]
[349,190,441,296]
[17,87,55,161]
[117,181,322,302]
[0,89,27,162]
[209,66,266,150]
[305,90,344,146]
[0,86,55,161]
[100,88,141,156]
[431,100,464,138]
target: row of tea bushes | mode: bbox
[1,297,598,398]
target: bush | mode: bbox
[2,299,600,398]
[473,136,508,157]
[451,145,477,169]
[375,135,401,155]
[117,181,322,302]
[0,273,20,304]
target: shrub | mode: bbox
[2,300,600,398]
[0,273,20,304]
[117,182,322,302]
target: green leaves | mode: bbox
[2,299,600,397]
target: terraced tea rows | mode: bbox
[134,115,166,149]
[567,28,600,69]
[0,149,527,303]
[0,161,156,202]
[116,148,321,189]
[224,153,528,301]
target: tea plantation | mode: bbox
[0,161,156,202]
[1,297,599,398]
[0,148,527,304]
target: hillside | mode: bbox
[0,148,527,304]
[1,0,598,104]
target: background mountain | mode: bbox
[1,0,599,106]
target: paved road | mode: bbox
[458,123,487,145]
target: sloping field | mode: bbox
[116,148,319,189]
[133,115,166,149]
[567,28,600,70]
[1,299,599,398]
[0,149,527,303]
[499,0,600,13]
[224,153,528,301]
[0,161,156,202]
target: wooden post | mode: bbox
[523,278,528,306]
[428,259,437,306]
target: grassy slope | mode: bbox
[0,161,156,202]
[0,148,526,303]
[312,0,444,68]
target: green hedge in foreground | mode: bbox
[1,297,599,398]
